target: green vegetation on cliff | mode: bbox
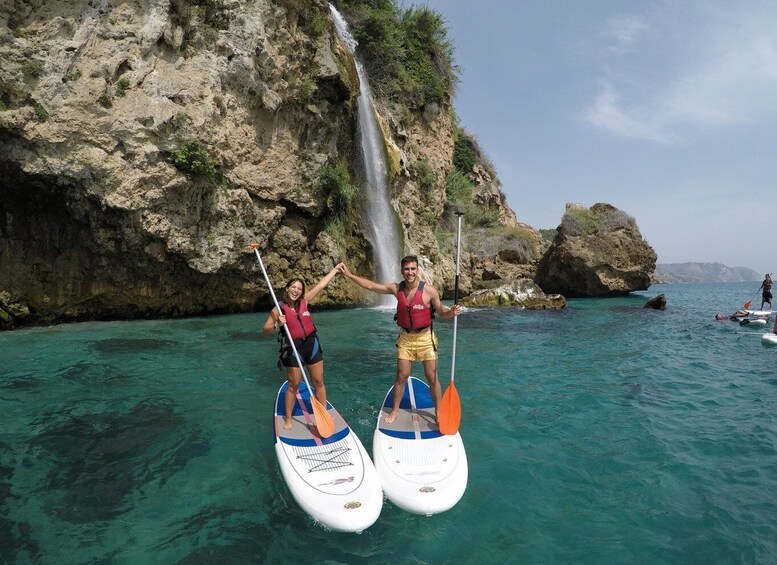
[559,205,637,237]
[316,161,361,254]
[334,0,457,107]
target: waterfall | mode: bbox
[329,5,403,290]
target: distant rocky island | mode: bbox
[654,263,760,283]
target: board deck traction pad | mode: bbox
[378,376,442,439]
[274,382,351,462]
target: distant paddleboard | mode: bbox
[372,376,467,516]
[273,381,383,532]
[762,332,777,346]
[745,309,773,317]
[740,318,768,326]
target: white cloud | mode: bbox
[584,3,777,142]
[584,86,678,143]
[605,14,648,53]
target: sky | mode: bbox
[417,0,777,274]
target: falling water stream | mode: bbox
[329,5,402,289]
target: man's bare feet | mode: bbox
[385,410,399,424]
[283,418,293,430]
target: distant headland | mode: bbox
[654,263,760,283]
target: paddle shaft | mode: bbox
[253,247,317,398]
[450,212,463,383]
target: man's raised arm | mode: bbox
[337,263,396,295]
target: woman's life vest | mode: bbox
[280,300,316,340]
[395,281,433,331]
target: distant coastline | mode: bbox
[654,262,760,283]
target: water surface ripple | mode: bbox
[1,283,776,563]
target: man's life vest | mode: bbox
[280,300,316,340]
[396,281,433,331]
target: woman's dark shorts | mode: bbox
[281,335,323,368]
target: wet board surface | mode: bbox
[372,376,467,515]
[273,381,382,532]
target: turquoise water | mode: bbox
[2,282,776,563]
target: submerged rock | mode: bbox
[644,294,667,310]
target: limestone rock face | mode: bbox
[461,279,565,309]
[534,203,657,298]
[0,2,655,330]
[0,0,366,327]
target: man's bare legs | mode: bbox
[385,358,440,425]
[421,359,441,421]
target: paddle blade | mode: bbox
[744,300,752,309]
[311,397,335,438]
[438,382,461,435]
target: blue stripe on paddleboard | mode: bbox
[379,429,442,440]
[383,378,435,410]
[278,426,351,447]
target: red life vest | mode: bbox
[280,300,316,340]
[396,281,432,331]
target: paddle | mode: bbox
[439,212,463,436]
[250,243,335,438]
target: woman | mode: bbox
[263,266,340,429]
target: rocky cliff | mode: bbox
[534,203,656,297]
[0,0,650,329]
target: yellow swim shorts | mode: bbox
[395,329,438,362]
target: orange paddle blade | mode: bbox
[744,300,752,309]
[438,382,461,435]
[311,397,335,438]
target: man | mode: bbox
[758,273,773,311]
[337,256,460,424]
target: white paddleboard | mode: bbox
[745,309,772,317]
[273,381,383,532]
[739,318,768,326]
[373,376,468,516]
[762,332,777,346]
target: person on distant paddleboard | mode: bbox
[758,274,773,311]
[263,267,340,430]
[337,256,460,425]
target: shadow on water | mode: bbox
[89,338,177,355]
[29,397,209,524]
[0,441,42,562]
